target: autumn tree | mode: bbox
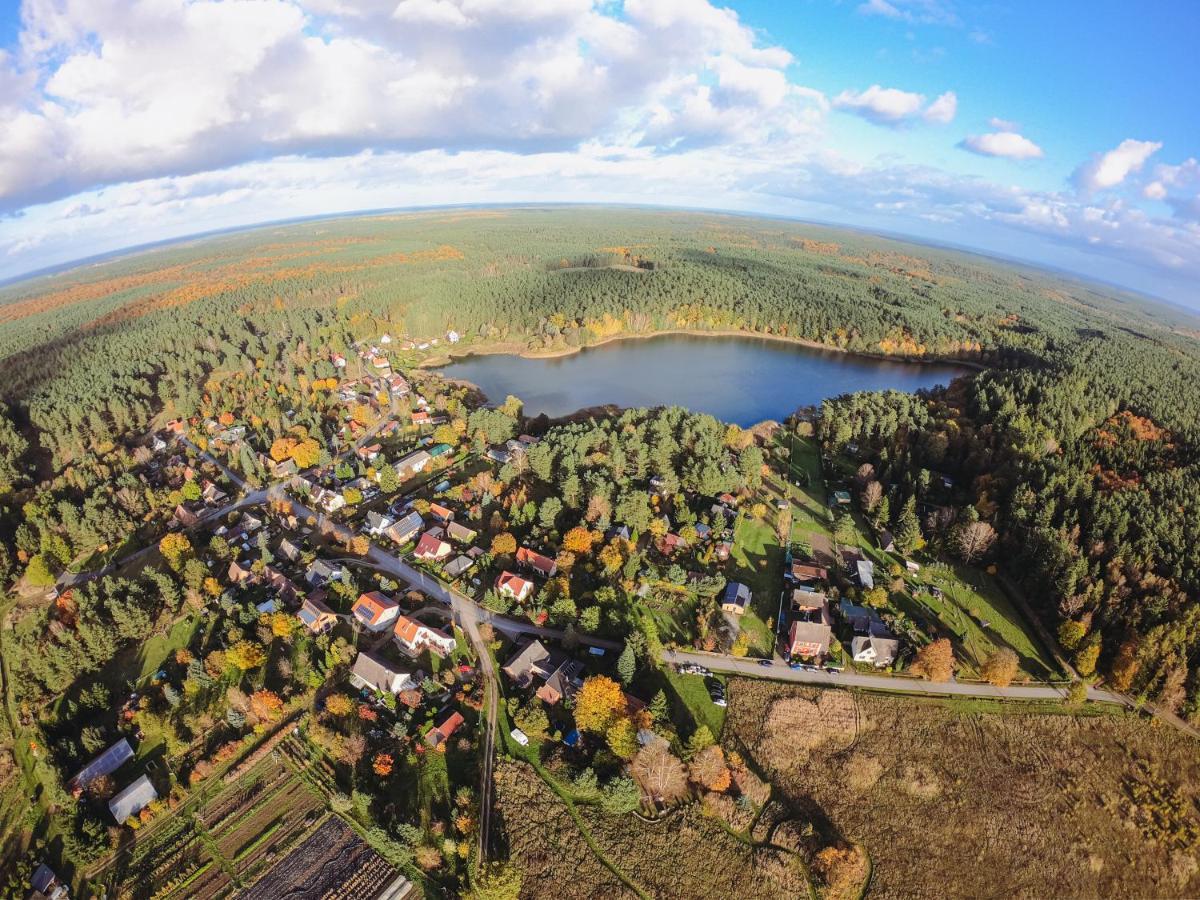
[227,640,267,671]
[373,753,394,776]
[861,480,882,513]
[1108,638,1140,692]
[909,638,953,682]
[980,647,1018,687]
[955,519,997,563]
[1057,619,1087,650]
[249,689,283,721]
[490,532,516,557]
[1073,634,1101,676]
[606,717,639,759]
[325,694,353,716]
[574,676,626,734]
[631,740,688,806]
[159,532,192,572]
[688,744,731,792]
[562,526,597,555]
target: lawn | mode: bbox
[662,667,726,738]
[728,513,783,655]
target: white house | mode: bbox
[350,652,419,695]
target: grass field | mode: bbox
[662,668,727,738]
[726,678,1200,899]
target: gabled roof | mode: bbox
[109,774,158,823]
[414,532,450,558]
[502,639,552,685]
[496,571,533,598]
[350,652,410,693]
[71,738,134,790]
[446,521,477,543]
[721,581,751,608]
[426,708,465,747]
[298,595,337,629]
[516,546,556,575]
[429,503,453,521]
[352,591,398,625]
[444,555,474,578]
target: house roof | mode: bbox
[516,546,555,575]
[496,571,533,598]
[427,709,465,746]
[366,510,394,530]
[444,555,474,578]
[351,652,409,693]
[429,503,453,520]
[71,738,134,790]
[414,532,450,558]
[502,640,551,684]
[856,559,875,589]
[789,620,832,653]
[388,511,424,538]
[352,591,398,625]
[298,596,336,628]
[791,562,828,581]
[446,521,477,543]
[721,581,751,608]
[108,774,158,823]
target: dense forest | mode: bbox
[1,206,1199,713]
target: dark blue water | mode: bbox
[440,334,971,426]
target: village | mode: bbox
[17,330,1061,900]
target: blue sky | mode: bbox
[0,0,1197,306]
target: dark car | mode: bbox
[758,659,774,667]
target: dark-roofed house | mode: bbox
[789,562,828,583]
[352,591,400,632]
[350,652,419,695]
[500,639,583,705]
[297,595,338,634]
[501,640,553,688]
[852,624,901,667]
[305,559,342,588]
[385,511,424,545]
[877,529,896,553]
[365,510,395,537]
[444,555,474,579]
[109,774,158,823]
[516,546,556,577]
[720,581,751,615]
[30,862,68,899]
[538,658,585,705]
[70,738,134,795]
[426,708,465,749]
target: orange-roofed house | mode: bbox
[495,571,534,603]
[516,547,557,578]
[428,503,454,523]
[351,591,400,633]
[393,615,457,657]
[414,532,452,561]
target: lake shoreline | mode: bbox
[418,327,988,373]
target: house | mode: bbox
[263,566,300,603]
[331,352,347,368]
[832,490,852,506]
[272,536,300,563]
[227,560,254,584]
[388,374,410,395]
[150,434,168,452]
[173,503,201,528]
[720,581,751,615]
[789,591,833,658]
[365,510,395,537]
[856,559,875,590]
[851,625,902,667]
[240,512,264,532]
[496,571,534,603]
[428,503,454,523]
[411,410,430,426]
[608,525,631,542]
[356,443,382,462]
[394,615,456,656]
[393,450,432,479]
[693,522,712,542]
[352,591,400,632]
[109,774,158,823]
[385,511,424,545]
[501,640,553,688]
[905,560,921,573]
[30,862,69,899]
[255,598,277,615]
[414,532,452,561]
[350,652,419,695]
[790,562,828,583]
[837,598,877,634]
[877,529,896,553]
[715,540,733,561]
[446,521,478,544]
[486,447,510,464]
[317,489,345,514]
[298,595,338,634]
[305,559,342,588]
[201,481,228,505]
[69,738,134,795]
[660,533,688,555]
[516,546,557,578]
[272,458,299,478]
[371,355,391,374]
[538,658,585,705]
[444,555,474,579]
[426,708,465,749]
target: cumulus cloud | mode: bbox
[0,0,809,211]
[1073,138,1162,193]
[960,130,1044,160]
[833,85,955,126]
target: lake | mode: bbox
[439,334,971,426]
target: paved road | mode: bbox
[663,649,1125,704]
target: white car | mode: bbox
[510,728,529,746]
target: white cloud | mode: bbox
[923,91,957,124]
[833,84,954,126]
[856,0,960,26]
[987,116,1018,132]
[1073,138,1162,193]
[960,131,1044,160]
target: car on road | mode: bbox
[824,666,840,675]
[758,659,774,667]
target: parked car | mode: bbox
[758,659,774,667]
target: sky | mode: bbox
[0,0,1198,306]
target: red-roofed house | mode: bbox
[428,503,454,523]
[516,547,557,578]
[426,708,465,750]
[351,591,400,632]
[393,615,457,657]
[411,410,430,425]
[495,571,534,603]
[414,532,452,561]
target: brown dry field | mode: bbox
[727,679,1200,899]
